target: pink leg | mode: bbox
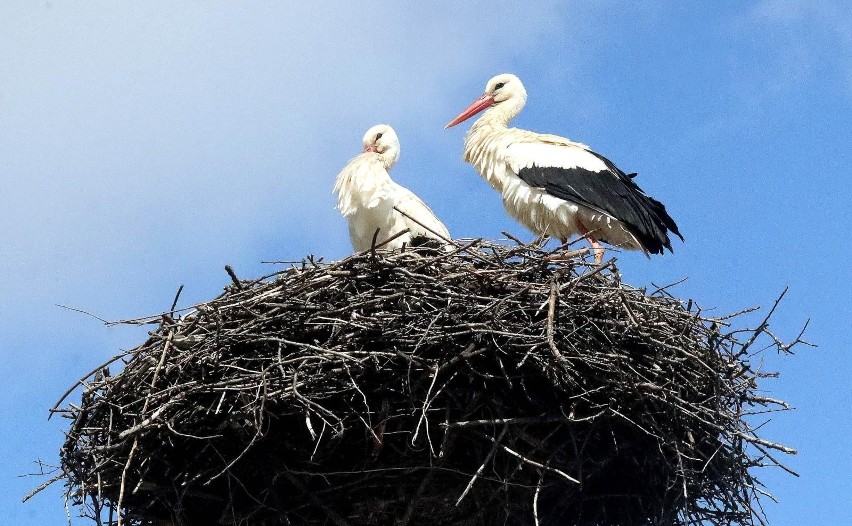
[576,220,605,264]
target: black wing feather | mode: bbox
[516,150,683,254]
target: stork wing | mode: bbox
[392,184,451,241]
[334,154,396,216]
[506,140,682,253]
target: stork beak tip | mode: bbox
[445,94,493,130]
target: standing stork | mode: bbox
[334,124,451,252]
[445,73,682,263]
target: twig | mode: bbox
[739,288,788,356]
[475,431,579,484]
[456,426,508,505]
[56,304,110,324]
[170,284,184,313]
[392,205,459,249]
[546,277,562,358]
[280,471,352,526]
[21,470,66,503]
[49,351,131,419]
[224,265,243,289]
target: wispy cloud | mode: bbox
[738,0,852,98]
[0,3,588,319]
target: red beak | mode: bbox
[445,94,495,129]
[363,145,378,153]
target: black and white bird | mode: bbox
[445,73,682,262]
[334,124,451,252]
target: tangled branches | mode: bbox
[48,240,802,525]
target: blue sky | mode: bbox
[1,2,850,524]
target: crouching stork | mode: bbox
[334,124,452,252]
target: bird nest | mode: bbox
[47,240,802,526]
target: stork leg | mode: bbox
[575,220,605,264]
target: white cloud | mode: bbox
[0,3,588,319]
[740,1,852,97]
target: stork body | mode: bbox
[446,74,682,262]
[334,125,451,252]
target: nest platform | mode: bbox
[50,240,799,525]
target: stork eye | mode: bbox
[494,82,506,90]
[375,132,383,140]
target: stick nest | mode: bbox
[53,240,800,525]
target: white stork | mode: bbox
[445,73,682,263]
[334,124,451,252]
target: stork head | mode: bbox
[445,73,527,128]
[362,124,400,167]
